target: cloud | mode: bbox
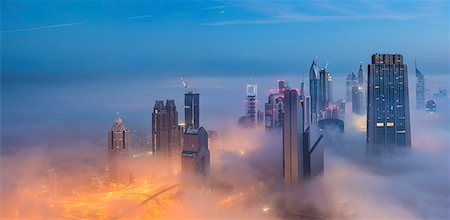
[1,22,87,34]
[126,15,153,20]
[203,12,417,26]
[202,5,227,10]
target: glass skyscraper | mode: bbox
[367,54,411,152]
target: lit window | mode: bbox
[387,122,394,126]
[376,123,384,127]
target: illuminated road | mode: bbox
[9,175,179,220]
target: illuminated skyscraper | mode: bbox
[346,72,357,101]
[185,92,200,129]
[367,54,411,151]
[181,127,210,175]
[245,83,258,126]
[415,60,425,110]
[108,116,132,185]
[309,59,319,124]
[152,100,183,159]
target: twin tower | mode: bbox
[151,91,210,176]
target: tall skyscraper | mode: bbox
[357,62,367,113]
[283,88,303,189]
[336,99,346,119]
[152,100,183,159]
[415,60,425,110]
[245,83,258,126]
[318,68,332,112]
[346,72,357,101]
[282,89,323,189]
[367,54,411,152]
[152,100,168,155]
[108,116,132,185]
[352,82,364,115]
[309,60,319,124]
[357,62,366,86]
[185,92,200,129]
[181,127,210,175]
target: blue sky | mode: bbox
[1,0,449,78]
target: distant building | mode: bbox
[245,83,258,126]
[152,100,183,160]
[425,100,436,112]
[181,127,210,176]
[433,87,447,98]
[257,110,264,126]
[346,72,357,102]
[309,60,319,124]
[108,116,132,185]
[352,82,364,115]
[336,99,345,119]
[358,63,367,112]
[185,92,200,129]
[318,68,332,112]
[367,54,411,152]
[47,169,57,196]
[264,81,287,130]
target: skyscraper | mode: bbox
[245,83,258,126]
[185,92,200,129]
[264,80,287,130]
[318,68,332,112]
[336,99,346,119]
[181,127,210,176]
[346,72,357,101]
[152,100,169,155]
[415,60,425,110]
[152,100,183,159]
[283,88,303,189]
[367,54,411,152]
[309,59,319,124]
[357,62,367,113]
[108,116,132,185]
[357,62,366,86]
[352,82,364,115]
[282,89,324,189]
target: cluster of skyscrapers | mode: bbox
[106,53,415,188]
[107,85,211,185]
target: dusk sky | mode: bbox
[2,0,449,78]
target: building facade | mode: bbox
[352,82,364,115]
[181,127,210,176]
[309,60,319,124]
[152,100,183,160]
[415,60,425,110]
[108,116,132,185]
[282,88,303,189]
[346,72,357,102]
[185,92,200,129]
[367,54,412,152]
